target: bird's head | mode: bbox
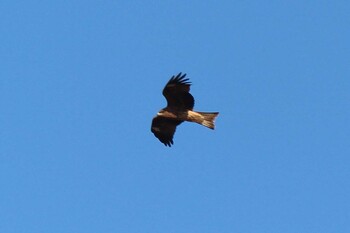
[157,109,166,116]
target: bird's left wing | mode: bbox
[162,73,194,110]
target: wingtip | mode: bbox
[168,72,191,85]
[164,140,173,147]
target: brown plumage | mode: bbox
[151,73,219,147]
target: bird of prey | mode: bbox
[151,73,219,147]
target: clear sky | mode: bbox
[1,1,349,233]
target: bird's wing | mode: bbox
[151,116,183,147]
[162,73,194,110]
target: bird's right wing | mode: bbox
[151,116,183,147]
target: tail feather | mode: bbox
[197,112,219,129]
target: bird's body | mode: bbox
[151,73,219,147]
[157,109,217,129]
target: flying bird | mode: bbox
[151,73,219,147]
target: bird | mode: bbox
[151,72,219,147]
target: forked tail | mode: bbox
[196,111,219,129]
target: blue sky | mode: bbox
[1,1,349,232]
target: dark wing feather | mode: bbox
[151,116,183,147]
[162,73,194,110]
